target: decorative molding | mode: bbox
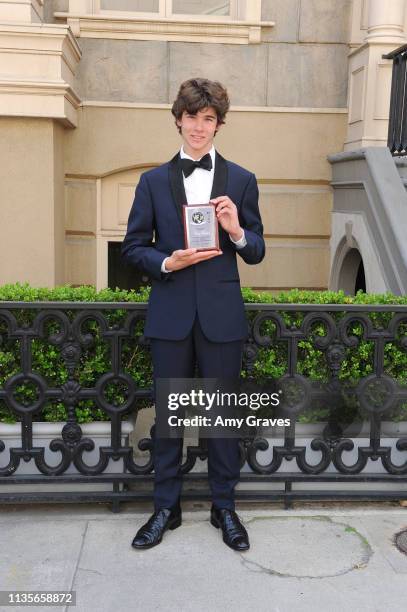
[0,23,81,61]
[258,181,331,189]
[0,81,81,127]
[66,230,95,236]
[374,62,392,120]
[366,0,406,44]
[348,39,407,58]
[54,12,274,44]
[80,100,348,114]
[0,0,44,23]
[269,234,330,240]
[0,23,82,126]
[348,65,366,125]
[343,137,387,150]
[0,78,80,100]
[65,171,332,185]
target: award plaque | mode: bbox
[183,203,219,251]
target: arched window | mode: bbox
[337,248,366,295]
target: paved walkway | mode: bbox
[1,501,407,612]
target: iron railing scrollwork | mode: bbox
[0,301,406,510]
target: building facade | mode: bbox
[0,0,404,293]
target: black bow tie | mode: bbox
[180,153,212,178]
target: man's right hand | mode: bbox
[165,248,222,272]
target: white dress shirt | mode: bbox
[181,144,216,205]
[161,145,246,272]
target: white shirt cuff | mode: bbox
[229,230,247,249]
[161,257,170,273]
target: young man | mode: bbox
[121,78,265,551]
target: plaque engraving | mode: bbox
[183,203,219,251]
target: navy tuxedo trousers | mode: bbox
[151,316,243,511]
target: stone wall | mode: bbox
[72,0,351,108]
[0,118,66,286]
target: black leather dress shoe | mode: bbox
[131,507,182,550]
[210,505,250,551]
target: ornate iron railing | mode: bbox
[384,43,407,156]
[0,301,406,511]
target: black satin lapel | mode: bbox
[210,152,228,199]
[168,153,187,226]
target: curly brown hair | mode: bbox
[171,78,230,134]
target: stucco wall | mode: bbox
[0,117,65,286]
[64,106,347,289]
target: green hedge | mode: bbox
[0,283,406,425]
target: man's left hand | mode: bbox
[211,196,243,242]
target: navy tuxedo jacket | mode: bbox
[121,151,265,342]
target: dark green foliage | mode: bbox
[0,283,406,424]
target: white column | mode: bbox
[365,0,405,43]
[344,0,407,150]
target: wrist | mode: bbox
[229,228,244,242]
[165,257,174,271]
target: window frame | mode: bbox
[77,0,245,22]
[61,0,269,45]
